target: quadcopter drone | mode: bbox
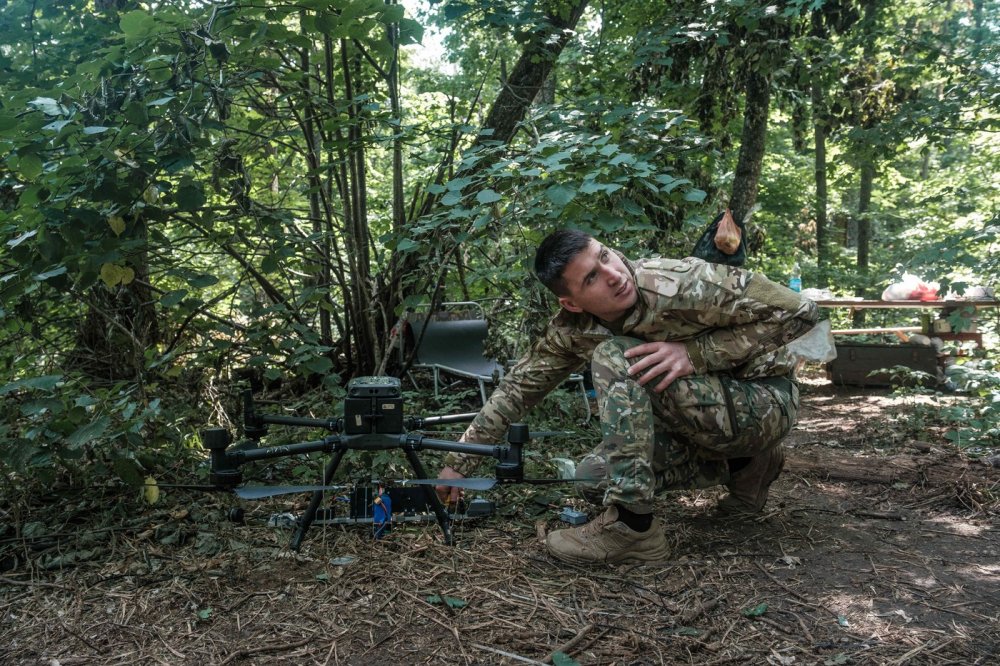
[198,375,576,550]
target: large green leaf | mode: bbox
[1,375,63,395]
[545,184,576,207]
[66,416,111,449]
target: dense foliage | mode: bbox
[1,0,998,488]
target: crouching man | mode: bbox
[437,229,817,564]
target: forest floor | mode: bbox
[2,370,998,665]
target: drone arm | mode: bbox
[407,412,478,428]
[229,436,340,463]
[407,435,506,459]
[242,389,340,439]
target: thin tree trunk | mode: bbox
[478,0,589,145]
[299,22,333,347]
[853,160,875,326]
[729,70,771,229]
[811,12,829,271]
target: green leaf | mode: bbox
[552,652,581,666]
[7,229,37,248]
[742,602,768,617]
[159,289,188,307]
[381,4,405,23]
[148,96,176,107]
[315,13,340,35]
[186,273,219,288]
[43,120,73,132]
[120,10,155,38]
[175,182,206,211]
[1,375,63,395]
[112,455,145,486]
[34,266,67,281]
[303,356,334,375]
[476,189,502,205]
[83,126,112,135]
[683,189,707,203]
[66,416,111,449]
[425,595,468,609]
[28,97,66,116]
[545,184,576,207]
[197,608,213,621]
[16,154,44,180]
[398,18,424,45]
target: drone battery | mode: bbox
[349,486,374,519]
[345,376,404,434]
[388,487,429,515]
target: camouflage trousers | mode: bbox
[577,337,799,513]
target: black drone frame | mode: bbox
[200,376,528,551]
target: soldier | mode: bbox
[437,229,818,564]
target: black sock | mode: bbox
[728,457,752,475]
[615,505,653,532]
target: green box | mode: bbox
[827,343,938,386]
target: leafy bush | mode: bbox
[0,373,180,487]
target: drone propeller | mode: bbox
[398,477,498,491]
[403,476,600,490]
[234,484,351,500]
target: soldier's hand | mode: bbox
[624,341,695,392]
[435,466,465,508]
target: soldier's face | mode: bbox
[557,240,638,321]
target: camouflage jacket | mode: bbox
[445,256,818,473]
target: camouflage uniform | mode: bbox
[444,255,818,512]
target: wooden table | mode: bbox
[814,299,1000,347]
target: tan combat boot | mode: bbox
[546,506,671,565]
[716,445,786,515]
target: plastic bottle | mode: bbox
[788,262,802,293]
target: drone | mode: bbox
[197,375,580,550]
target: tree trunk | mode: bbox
[811,12,829,271]
[853,160,875,326]
[786,448,993,489]
[729,70,771,229]
[477,0,589,146]
[70,221,158,382]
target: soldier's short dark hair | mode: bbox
[534,229,594,296]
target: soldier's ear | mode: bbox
[558,296,584,313]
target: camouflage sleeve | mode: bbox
[680,267,818,373]
[442,324,587,476]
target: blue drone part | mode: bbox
[372,490,392,538]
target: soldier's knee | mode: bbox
[593,336,642,367]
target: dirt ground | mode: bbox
[2,373,998,665]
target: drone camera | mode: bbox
[344,376,404,435]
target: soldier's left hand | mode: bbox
[624,341,694,392]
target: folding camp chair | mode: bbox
[406,302,505,405]
[406,302,591,419]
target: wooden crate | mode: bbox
[827,343,939,386]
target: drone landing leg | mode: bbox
[290,448,347,551]
[403,448,453,545]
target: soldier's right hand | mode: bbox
[435,466,465,508]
